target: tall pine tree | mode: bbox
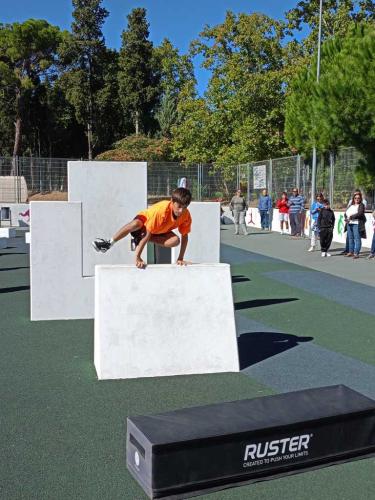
[60,0,109,159]
[118,8,160,136]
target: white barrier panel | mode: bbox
[95,264,239,379]
[30,202,94,320]
[0,228,16,238]
[171,202,220,263]
[68,161,147,276]
[25,232,30,244]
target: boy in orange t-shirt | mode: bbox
[92,187,192,269]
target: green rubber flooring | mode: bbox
[1,231,374,500]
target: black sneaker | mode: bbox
[92,238,112,253]
[130,228,146,251]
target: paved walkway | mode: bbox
[221,225,375,287]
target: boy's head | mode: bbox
[323,198,330,208]
[171,187,192,217]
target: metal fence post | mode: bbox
[329,151,334,206]
[296,154,301,190]
[16,156,20,203]
[269,159,273,194]
[247,164,250,204]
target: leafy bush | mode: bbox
[96,134,176,161]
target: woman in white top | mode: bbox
[345,192,367,259]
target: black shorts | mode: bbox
[130,216,147,246]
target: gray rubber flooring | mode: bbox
[265,270,375,316]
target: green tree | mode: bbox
[154,38,196,99]
[153,38,196,137]
[173,12,289,173]
[59,0,109,159]
[0,19,62,166]
[285,23,375,188]
[118,8,160,136]
[155,92,178,138]
[285,0,375,53]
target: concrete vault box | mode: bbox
[94,263,240,379]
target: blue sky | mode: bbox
[1,0,300,94]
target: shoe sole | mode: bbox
[92,241,108,253]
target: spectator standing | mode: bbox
[342,190,367,255]
[344,192,367,259]
[318,199,335,257]
[230,189,248,235]
[276,192,289,234]
[258,189,272,230]
[368,210,375,259]
[288,188,304,237]
[308,193,324,251]
[299,192,307,237]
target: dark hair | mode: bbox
[172,187,192,206]
[316,192,323,199]
[323,198,330,205]
[352,192,362,204]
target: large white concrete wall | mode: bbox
[94,264,239,379]
[171,202,221,263]
[30,202,94,320]
[68,161,147,276]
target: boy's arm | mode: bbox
[177,234,189,265]
[135,231,152,268]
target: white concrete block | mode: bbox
[0,203,30,227]
[25,232,30,244]
[68,161,147,276]
[94,263,240,379]
[0,228,16,238]
[171,202,221,263]
[30,202,94,320]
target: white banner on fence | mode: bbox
[253,165,267,189]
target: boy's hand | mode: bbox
[176,259,191,266]
[136,257,146,269]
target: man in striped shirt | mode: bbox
[288,188,305,237]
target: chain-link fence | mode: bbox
[0,147,374,209]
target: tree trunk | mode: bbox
[87,121,93,160]
[135,110,139,136]
[12,89,23,175]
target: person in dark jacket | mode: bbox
[318,199,335,257]
[344,192,367,259]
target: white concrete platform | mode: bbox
[68,161,147,276]
[31,161,148,320]
[94,263,240,379]
[0,228,16,238]
[171,202,221,263]
[30,202,94,320]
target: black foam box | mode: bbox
[126,385,375,499]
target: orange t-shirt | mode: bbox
[137,200,192,235]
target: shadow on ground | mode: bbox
[0,266,29,272]
[235,298,298,310]
[238,331,313,369]
[0,285,30,294]
[232,274,251,283]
